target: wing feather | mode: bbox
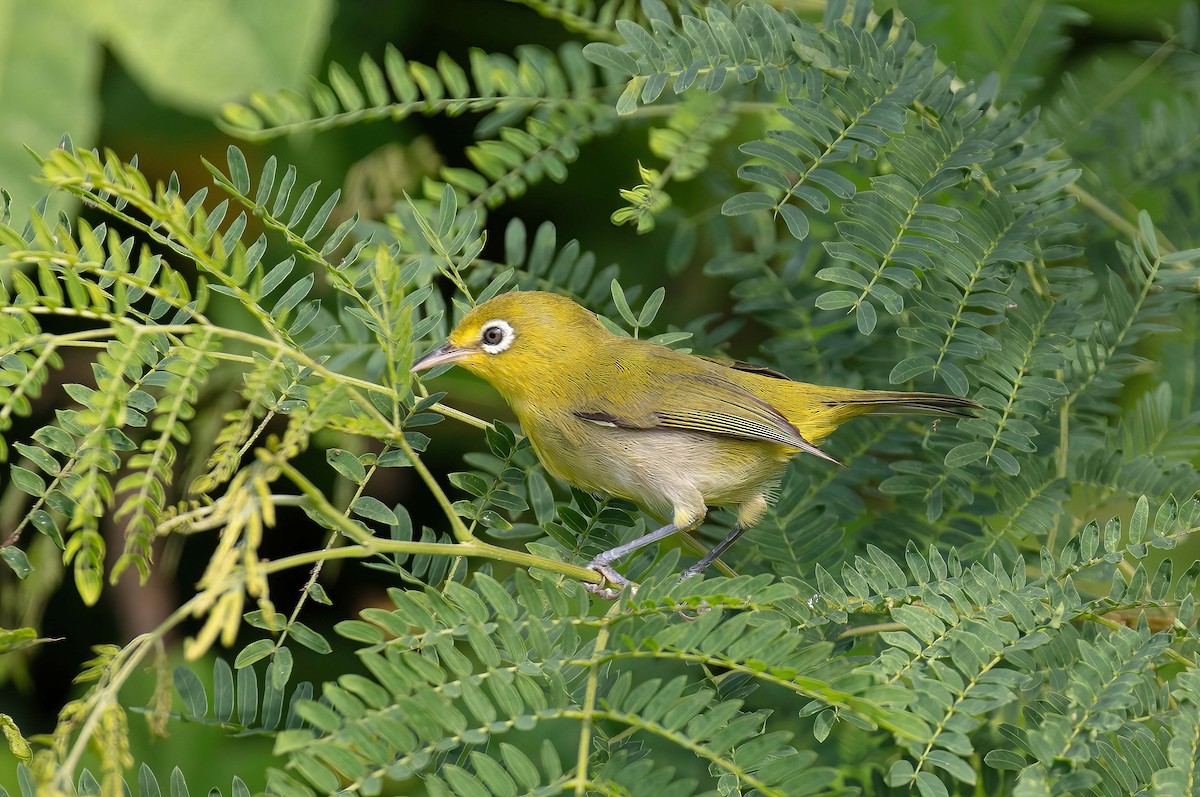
[573,373,842,465]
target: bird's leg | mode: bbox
[584,521,681,598]
[679,524,747,582]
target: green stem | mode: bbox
[575,606,616,795]
[260,539,601,583]
[395,434,475,543]
[269,458,599,581]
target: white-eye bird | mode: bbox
[412,291,978,595]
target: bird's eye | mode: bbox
[478,319,514,353]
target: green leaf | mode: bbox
[914,771,949,797]
[721,192,777,215]
[638,287,665,328]
[226,145,250,194]
[287,621,332,654]
[1,714,31,763]
[213,658,234,722]
[856,299,877,335]
[173,666,207,718]
[271,273,314,318]
[891,356,935,383]
[610,279,637,326]
[528,471,555,525]
[448,472,490,498]
[581,42,639,76]
[886,760,915,786]
[813,709,834,742]
[1129,495,1149,544]
[945,442,988,468]
[87,0,333,114]
[272,646,293,689]
[326,448,366,484]
[991,449,1020,476]
[817,266,870,289]
[307,583,332,605]
[0,0,100,229]
[778,203,810,239]
[815,290,858,311]
[235,639,275,669]
[236,664,258,725]
[350,497,399,526]
[9,466,45,496]
[335,620,384,644]
[925,750,976,784]
[260,257,295,295]
[1,548,32,579]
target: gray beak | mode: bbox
[411,342,470,373]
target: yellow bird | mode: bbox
[412,291,978,594]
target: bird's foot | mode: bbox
[583,561,637,600]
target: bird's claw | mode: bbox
[584,582,623,600]
[584,562,637,600]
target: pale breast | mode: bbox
[519,411,790,524]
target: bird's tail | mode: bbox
[828,390,981,419]
[773,385,981,444]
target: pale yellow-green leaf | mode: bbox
[0,0,99,226]
[86,0,334,113]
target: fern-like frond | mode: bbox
[1063,212,1200,418]
[1068,382,1200,506]
[261,571,918,796]
[724,23,935,245]
[837,493,1200,795]
[1118,94,1200,199]
[816,107,989,335]
[948,285,1073,475]
[0,146,426,590]
[449,104,617,212]
[894,202,1032,396]
[220,43,603,142]
[1153,668,1200,796]
[583,1,829,115]
[204,147,371,288]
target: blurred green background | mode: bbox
[0,0,1192,791]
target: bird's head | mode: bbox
[411,291,607,398]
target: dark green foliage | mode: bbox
[3,1,1200,795]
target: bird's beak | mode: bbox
[411,342,471,373]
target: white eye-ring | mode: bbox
[479,319,514,354]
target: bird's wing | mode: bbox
[574,373,842,465]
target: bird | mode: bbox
[411,290,979,596]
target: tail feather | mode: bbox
[829,391,981,419]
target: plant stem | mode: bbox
[396,434,476,543]
[260,539,602,583]
[575,605,617,796]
